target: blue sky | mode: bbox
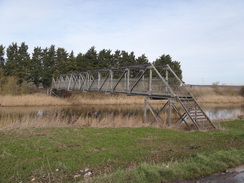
[0,0,244,85]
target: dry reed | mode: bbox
[197,95,244,103]
[0,112,152,130]
[190,87,244,103]
[0,94,71,106]
[0,93,163,106]
[0,86,243,107]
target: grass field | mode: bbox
[1,119,244,183]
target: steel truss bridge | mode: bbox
[51,64,216,130]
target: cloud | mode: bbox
[0,0,243,84]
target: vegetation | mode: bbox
[0,120,243,182]
[0,42,182,90]
[189,86,244,103]
[240,86,244,97]
[0,68,36,95]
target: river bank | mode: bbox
[1,119,244,183]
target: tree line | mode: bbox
[0,42,182,89]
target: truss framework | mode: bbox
[51,64,215,130]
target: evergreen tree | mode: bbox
[5,42,18,76]
[67,51,78,73]
[55,47,68,75]
[76,52,86,72]
[112,50,122,67]
[153,54,182,79]
[84,46,98,70]
[0,45,5,68]
[97,49,113,69]
[136,54,149,65]
[30,47,43,87]
[18,42,31,81]
[5,42,30,81]
[42,45,56,87]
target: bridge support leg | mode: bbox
[143,97,193,129]
[143,97,147,123]
[167,99,171,127]
[143,97,167,128]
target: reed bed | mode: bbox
[0,86,243,107]
[0,112,153,130]
[0,93,163,106]
[0,94,71,106]
[190,87,244,103]
[70,94,146,105]
[198,95,244,103]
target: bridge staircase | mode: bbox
[177,96,215,130]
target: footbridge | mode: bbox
[51,64,215,130]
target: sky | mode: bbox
[0,0,244,85]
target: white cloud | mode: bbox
[0,0,243,84]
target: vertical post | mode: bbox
[167,99,171,126]
[110,70,113,92]
[142,75,145,91]
[166,70,168,93]
[149,68,152,95]
[127,69,130,92]
[67,75,72,91]
[98,72,101,90]
[144,97,148,123]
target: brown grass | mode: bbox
[190,87,244,103]
[0,94,71,106]
[0,112,152,130]
[197,95,244,103]
[0,87,243,107]
[0,92,163,106]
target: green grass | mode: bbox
[0,120,244,182]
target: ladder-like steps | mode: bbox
[177,97,215,130]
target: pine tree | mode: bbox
[97,49,113,69]
[136,54,149,65]
[84,46,98,70]
[112,50,122,67]
[153,54,182,79]
[0,45,5,68]
[55,47,68,75]
[76,52,86,72]
[67,51,78,73]
[30,47,43,87]
[42,45,56,87]
[5,42,30,81]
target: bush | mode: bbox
[240,86,244,97]
[0,76,36,95]
[2,76,19,95]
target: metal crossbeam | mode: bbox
[51,63,216,130]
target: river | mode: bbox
[0,104,243,129]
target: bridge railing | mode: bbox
[51,64,190,98]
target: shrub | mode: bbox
[2,76,19,95]
[0,76,36,95]
[240,86,244,97]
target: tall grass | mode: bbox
[0,92,162,106]
[0,86,243,107]
[190,87,244,103]
[0,111,153,130]
[0,94,71,106]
